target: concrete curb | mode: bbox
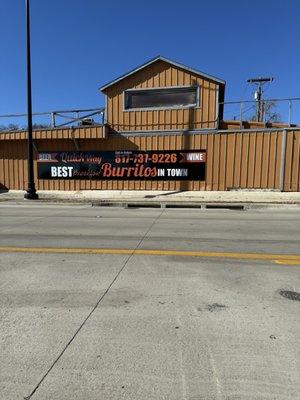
[1,190,300,209]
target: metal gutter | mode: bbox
[108,127,300,138]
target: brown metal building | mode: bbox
[101,56,225,132]
[0,56,299,192]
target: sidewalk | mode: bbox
[1,189,300,208]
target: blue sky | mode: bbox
[1,0,300,124]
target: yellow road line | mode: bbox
[0,246,300,262]
[274,259,300,265]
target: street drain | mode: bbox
[205,204,245,210]
[279,290,300,301]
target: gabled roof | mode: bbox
[100,55,226,92]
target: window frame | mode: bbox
[123,85,200,111]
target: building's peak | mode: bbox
[100,55,226,92]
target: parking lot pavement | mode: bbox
[0,204,299,399]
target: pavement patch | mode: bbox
[197,303,228,312]
[205,303,228,312]
[279,290,300,301]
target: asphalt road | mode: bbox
[0,203,299,400]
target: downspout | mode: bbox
[217,84,225,129]
[279,129,287,192]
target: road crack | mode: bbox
[23,209,165,399]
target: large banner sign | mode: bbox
[37,150,206,180]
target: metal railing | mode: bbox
[220,97,300,126]
[0,107,105,131]
[0,97,299,133]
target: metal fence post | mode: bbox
[51,112,56,127]
[239,102,243,129]
[288,100,292,126]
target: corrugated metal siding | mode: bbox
[284,130,300,191]
[0,126,106,141]
[104,60,220,132]
[0,129,299,192]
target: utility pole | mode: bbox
[247,77,274,122]
[24,0,38,199]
